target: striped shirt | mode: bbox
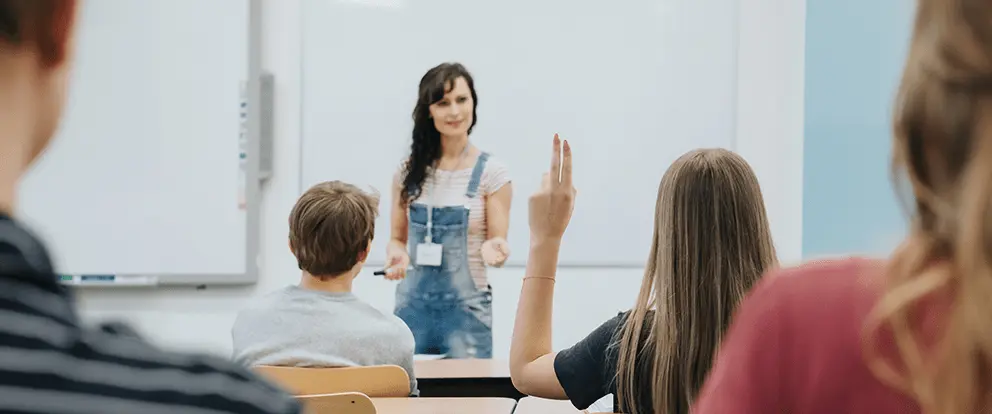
[395,154,511,288]
[0,213,301,414]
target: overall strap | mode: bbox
[465,152,490,199]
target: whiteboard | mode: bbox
[17,0,251,279]
[301,0,739,266]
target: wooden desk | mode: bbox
[514,396,582,413]
[413,359,524,400]
[414,359,511,379]
[371,397,516,414]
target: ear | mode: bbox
[356,239,373,263]
[35,0,81,68]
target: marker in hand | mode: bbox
[373,266,412,277]
[382,248,411,280]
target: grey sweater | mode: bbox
[231,286,418,396]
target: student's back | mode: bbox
[0,2,298,412]
[694,258,923,413]
[232,285,418,392]
[232,181,418,396]
[695,0,992,412]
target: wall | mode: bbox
[802,0,914,258]
[75,0,806,358]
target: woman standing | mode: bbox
[385,62,513,359]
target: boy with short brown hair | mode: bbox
[232,181,418,396]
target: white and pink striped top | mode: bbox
[394,155,511,289]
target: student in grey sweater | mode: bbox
[232,181,418,396]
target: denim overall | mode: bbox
[394,153,493,359]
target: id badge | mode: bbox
[416,243,443,267]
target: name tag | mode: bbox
[416,243,443,266]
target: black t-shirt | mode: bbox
[553,311,655,413]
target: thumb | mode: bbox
[498,241,510,255]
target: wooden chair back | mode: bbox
[254,365,410,397]
[298,392,376,414]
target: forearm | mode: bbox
[510,239,561,373]
[387,238,407,252]
[486,217,508,240]
[485,184,512,239]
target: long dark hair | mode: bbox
[401,62,478,205]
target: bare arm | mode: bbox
[509,239,568,398]
[389,173,409,248]
[485,183,512,240]
[382,171,412,280]
[509,137,573,399]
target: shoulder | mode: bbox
[233,288,297,332]
[721,256,887,369]
[481,154,509,177]
[479,154,511,194]
[76,327,300,413]
[394,156,412,184]
[348,299,414,339]
[693,257,887,412]
[553,312,632,409]
[388,314,417,340]
[557,311,630,367]
[755,257,885,312]
[236,288,289,318]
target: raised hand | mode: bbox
[528,133,575,243]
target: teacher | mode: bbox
[385,62,513,359]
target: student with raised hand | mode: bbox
[693,1,992,413]
[0,1,299,413]
[509,138,778,414]
[232,181,418,396]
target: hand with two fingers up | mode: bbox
[528,133,576,244]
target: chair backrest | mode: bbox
[254,365,410,397]
[298,392,376,414]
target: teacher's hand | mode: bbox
[481,237,510,267]
[384,240,410,280]
[528,134,575,243]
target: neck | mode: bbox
[0,90,34,216]
[0,156,22,216]
[440,134,469,159]
[299,270,355,293]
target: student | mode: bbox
[693,1,992,413]
[0,1,300,413]
[510,137,777,414]
[232,181,419,396]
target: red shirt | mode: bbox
[692,258,924,414]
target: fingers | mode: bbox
[498,242,511,256]
[383,252,409,280]
[540,172,551,191]
[385,267,405,280]
[551,133,561,186]
[560,139,573,189]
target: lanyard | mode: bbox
[425,143,470,243]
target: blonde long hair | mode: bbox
[863,0,992,412]
[614,148,778,414]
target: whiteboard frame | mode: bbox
[67,0,265,288]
